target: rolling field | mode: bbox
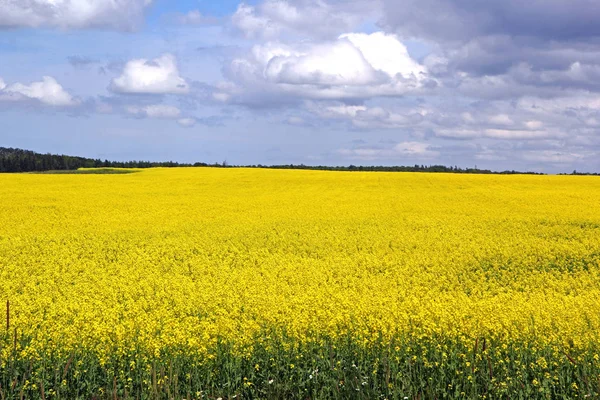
[1,168,600,399]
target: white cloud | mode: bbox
[231,3,279,39]
[286,116,308,126]
[522,150,587,164]
[126,104,181,119]
[219,32,428,103]
[488,114,513,126]
[394,142,440,157]
[123,104,201,128]
[261,40,381,86]
[111,54,189,95]
[309,102,427,130]
[340,33,426,79]
[212,92,232,102]
[475,148,507,161]
[0,76,77,106]
[435,129,480,139]
[262,32,425,86]
[436,127,560,140]
[175,10,217,25]
[483,129,556,140]
[177,118,196,127]
[230,0,378,39]
[338,141,439,160]
[518,94,600,113]
[0,0,153,30]
[322,105,368,118]
[525,120,543,130]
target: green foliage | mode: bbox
[1,331,598,399]
[0,147,197,173]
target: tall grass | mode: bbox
[1,327,598,399]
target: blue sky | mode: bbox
[1,0,600,172]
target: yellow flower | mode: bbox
[1,168,599,390]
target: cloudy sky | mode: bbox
[1,0,600,172]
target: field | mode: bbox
[1,168,600,399]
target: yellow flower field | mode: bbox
[1,168,600,398]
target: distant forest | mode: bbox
[0,147,199,172]
[0,146,594,175]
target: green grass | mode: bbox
[1,331,598,399]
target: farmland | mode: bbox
[1,168,600,399]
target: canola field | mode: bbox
[1,168,600,399]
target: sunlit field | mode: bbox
[1,168,600,399]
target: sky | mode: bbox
[1,0,600,173]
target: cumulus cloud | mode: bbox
[177,118,196,127]
[171,10,218,25]
[182,1,600,169]
[340,33,425,79]
[522,150,588,164]
[516,94,600,120]
[338,141,440,161]
[360,0,600,142]
[394,142,440,157]
[488,114,514,126]
[103,100,204,127]
[376,0,600,105]
[231,0,378,39]
[432,35,600,78]
[231,3,278,39]
[0,76,78,106]
[525,120,544,130]
[381,0,600,43]
[424,93,600,146]
[512,62,600,92]
[260,40,382,86]
[285,115,310,126]
[308,102,426,130]
[215,32,428,104]
[0,0,153,31]
[300,86,598,156]
[126,104,181,119]
[111,54,189,95]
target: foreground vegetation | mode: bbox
[1,168,600,399]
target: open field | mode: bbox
[1,168,600,399]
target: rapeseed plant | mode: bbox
[0,168,599,398]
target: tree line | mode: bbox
[0,147,209,173]
[249,164,543,174]
[0,146,546,174]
